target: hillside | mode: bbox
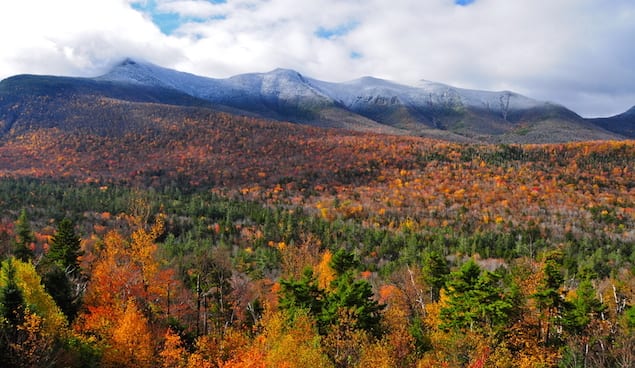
[0,106,633,366]
[0,60,634,368]
[0,92,633,244]
[591,105,635,137]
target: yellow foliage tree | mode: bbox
[357,339,395,368]
[8,310,56,368]
[0,258,67,334]
[314,250,336,291]
[103,300,154,368]
[261,309,332,368]
[159,328,188,368]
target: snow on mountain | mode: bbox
[2,58,626,143]
[95,58,583,137]
[99,58,550,117]
[100,60,332,106]
[98,58,221,98]
[311,75,547,116]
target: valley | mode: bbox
[0,62,633,367]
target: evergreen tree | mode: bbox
[0,258,25,328]
[533,251,567,346]
[39,218,83,322]
[323,269,384,337]
[440,259,513,333]
[330,248,358,275]
[12,209,34,262]
[562,278,605,334]
[324,249,384,337]
[421,251,450,302]
[47,218,82,274]
[279,268,325,316]
[279,249,384,337]
[0,258,27,366]
[40,263,78,322]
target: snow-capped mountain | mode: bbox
[97,58,607,141]
[100,59,331,104]
[0,58,628,143]
[100,58,548,123]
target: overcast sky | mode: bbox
[1,0,633,117]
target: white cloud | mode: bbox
[1,0,633,117]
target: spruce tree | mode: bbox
[422,251,450,302]
[562,278,606,334]
[12,209,34,262]
[40,218,83,321]
[41,263,78,321]
[47,218,82,274]
[533,251,567,345]
[440,259,513,333]
[0,258,25,328]
[279,249,384,337]
[0,258,26,367]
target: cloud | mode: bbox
[0,0,183,76]
[1,0,634,117]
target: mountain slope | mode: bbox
[99,59,405,134]
[0,73,224,135]
[0,58,627,143]
[97,59,623,142]
[590,106,635,138]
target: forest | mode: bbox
[0,112,634,367]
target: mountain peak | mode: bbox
[100,57,167,86]
[268,67,301,75]
[77,60,628,141]
[263,68,307,83]
[119,57,139,67]
[110,57,157,72]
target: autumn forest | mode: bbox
[0,103,634,367]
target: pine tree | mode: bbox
[440,259,512,333]
[47,218,82,274]
[532,251,567,346]
[40,263,77,322]
[279,268,325,316]
[40,218,83,322]
[562,278,605,334]
[13,209,35,262]
[279,249,384,337]
[421,251,450,302]
[0,258,26,328]
[324,249,384,337]
[0,258,27,367]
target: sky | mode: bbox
[0,0,634,118]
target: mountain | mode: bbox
[0,72,224,136]
[0,58,628,143]
[590,106,635,138]
[97,59,624,142]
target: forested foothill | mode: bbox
[0,111,634,367]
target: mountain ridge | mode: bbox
[0,58,632,143]
[590,105,635,138]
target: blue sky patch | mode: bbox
[350,51,363,59]
[455,0,476,6]
[131,0,225,35]
[315,21,359,40]
[151,12,182,35]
